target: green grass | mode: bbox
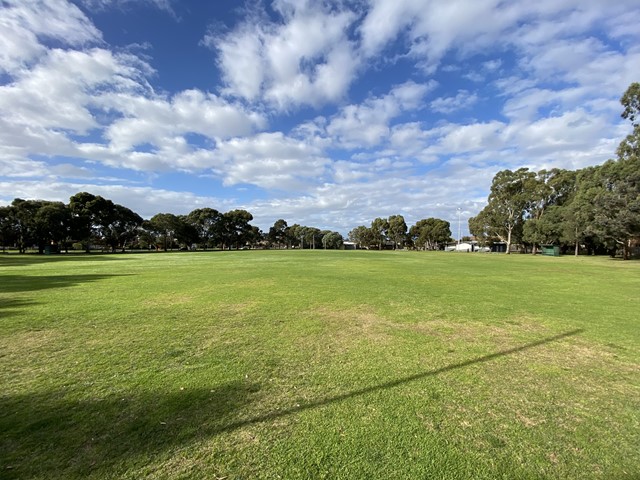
[1,250,638,479]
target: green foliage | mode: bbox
[321,230,343,249]
[268,219,289,248]
[348,225,373,249]
[371,217,389,250]
[410,217,451,250]
[474,83,640,258]
[470,168,535,253]
[186,208,222,249]
[387,215,407,249]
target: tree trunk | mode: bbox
[574,240,579,256]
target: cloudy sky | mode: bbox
[1,0,638,235]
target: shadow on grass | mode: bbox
[0,253,135,267]
[0,329,582,478]
[0,382,259,479]
[0,274,131,294]
[217,328,584,433]
[0,298,39,319]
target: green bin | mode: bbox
[541,245,560,256]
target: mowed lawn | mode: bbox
[1,251,638,479]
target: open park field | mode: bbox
[1,250,638,479]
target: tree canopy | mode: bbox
[470,82,640,259]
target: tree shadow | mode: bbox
[0,329,582,478]
[0,254,133,268]
[0,382,260,479]
[0,274,132,294]
[0,299,38,319]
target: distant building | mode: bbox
[343,241,357,250]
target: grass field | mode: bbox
[1,250,638,479]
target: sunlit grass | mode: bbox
[1,251,638,479]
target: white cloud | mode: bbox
[0,48,151,136]
[80,0,175,15]
[436,121,506,153]
[214,132,330,190]
[430,90,478,114]
[207,1,359,109]
[0,0,101,74]
[327,81,436,148]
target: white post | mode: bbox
[457,207,461,246]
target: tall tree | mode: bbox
[34,201,72,253]
[387,215,407,249]
[321,231,344,249]
[146,213,180,251]
[470,168,536,254]
[221,209,254,250]
[100,204,143,252]
[583,83,640,259]
[0,206,16,253]
[370,217,389,250]
[268,219,289,249]
[10,199,44,253]
[68,192,112,253]
[186,208,222,249]
[305,227,322,249]
[348,225,373,249]
[410,218,451,250]
[523,169,576,253]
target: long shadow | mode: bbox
[0,274,131,294]
[215,328,584,434]
[0,382,259,479]
[0,254,133,268]
[0,329,582,478]
[0,298,38,319]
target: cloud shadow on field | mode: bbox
[0,329,582,478]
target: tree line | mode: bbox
[0,193,350,253]
[469,82,640,259]
[0,190,453,254]
[347,216,452,250]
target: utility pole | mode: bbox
[457,207,461,246]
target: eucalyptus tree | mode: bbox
[305,227,323,249]
[469,168,536,253]
[410,218,451,250]
[34,201,72,253]
[268,219,289,249]
[348,225,373,249]
[68,192,113,252]
[0,206,16,252]
[387,215,407,249]
[221,209,254,250]
[10,199,47,253]
[522,169,577,253]
[572,83,640,259]
[187,208,222,249]
[146,213,180,251]
[370,217,389,250]
[321,231,344,249]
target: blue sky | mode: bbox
[1,0,638,236]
